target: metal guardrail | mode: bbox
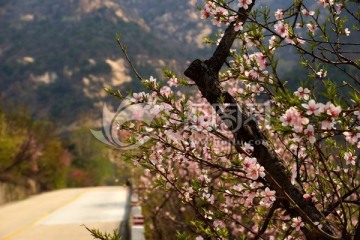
[119,182,145,240]
[129,186,145,240]
[119,182,132,240]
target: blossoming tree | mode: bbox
[111,0,359,239]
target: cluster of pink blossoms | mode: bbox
[198,1,251,30]
[302,99,341,119]
[131,73,281,236]
[273,20,305,45]
[124,1,359,238]
[200,2,231,27]
[279,90,344,144]
[229,51,270,89]
[280,107,309,133]
[343,128,360,147]
[243,156,265,180]
[273,2,350,45]
[190,114,213,134]
[318,0,334,7]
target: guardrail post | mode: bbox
[119,181,132,240]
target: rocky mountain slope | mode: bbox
[0,0,210,126]
[1,0,357,127]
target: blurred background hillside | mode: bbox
[0,0,213,203]
[0,0,213,126]
[0,0,357,204]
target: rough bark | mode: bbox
[184,3,338,240]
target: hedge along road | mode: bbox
[0,186,127,240]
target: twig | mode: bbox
[116,34,143,81]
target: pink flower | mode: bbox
[200,8,211,19]
[306,23,317,33]
[146,76,157,85]
[243,157,257,168]
[343,28,350,36]
[238,0,252,10]
[269,36,278,49]
[160,86,172,97]
[294,87,310,100]
[291,216,305,231]
[344,152,356,165]
[130,92,147,103]
[245,69,259,80]
[284,36,296,45]
[321,120,334,130]
[301,9,315,16]
[318,0,334,7]
[336,3,344,14]
[243,191,256,207]
[275,9,284,20]
[211,7,228,27]
[295,37,306,45]
[246,163,265,180]
[168,76,179,87]
[354,110,360,121]
[233,183,244,192]
[212,17,222,27]
[244,143,254,154]
[290,144,306,158]
[234,21,243,31]
[316,69,327,78]
[274,21,289,38]
[284,236,296,240]
[203,192,215,204]
[151,105,164,116]
[280,107,296,126]
[205,1,215,9]
[260,187,276,207]
[262,187,276,201]
[145,100,165,116]
[191,115,212,133]
[280,107,309,132]
[325,102,342,118]
[344,131,360,144]
[303,193,311,200]
[213,219,225,229]
[302,99,322,116]
[253,52,267,70]
[304,125,316,144]
[198,171,211,184]
[184,192,192,202]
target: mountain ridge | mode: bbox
[0,0,210,126]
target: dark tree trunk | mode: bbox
[184,2,338,239]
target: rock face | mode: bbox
[0,180,38,205]
[0,0,210,126]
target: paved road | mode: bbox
[0,186,127,240]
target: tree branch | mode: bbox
[184,2,338,239]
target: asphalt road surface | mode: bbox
[0,186,127,240]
